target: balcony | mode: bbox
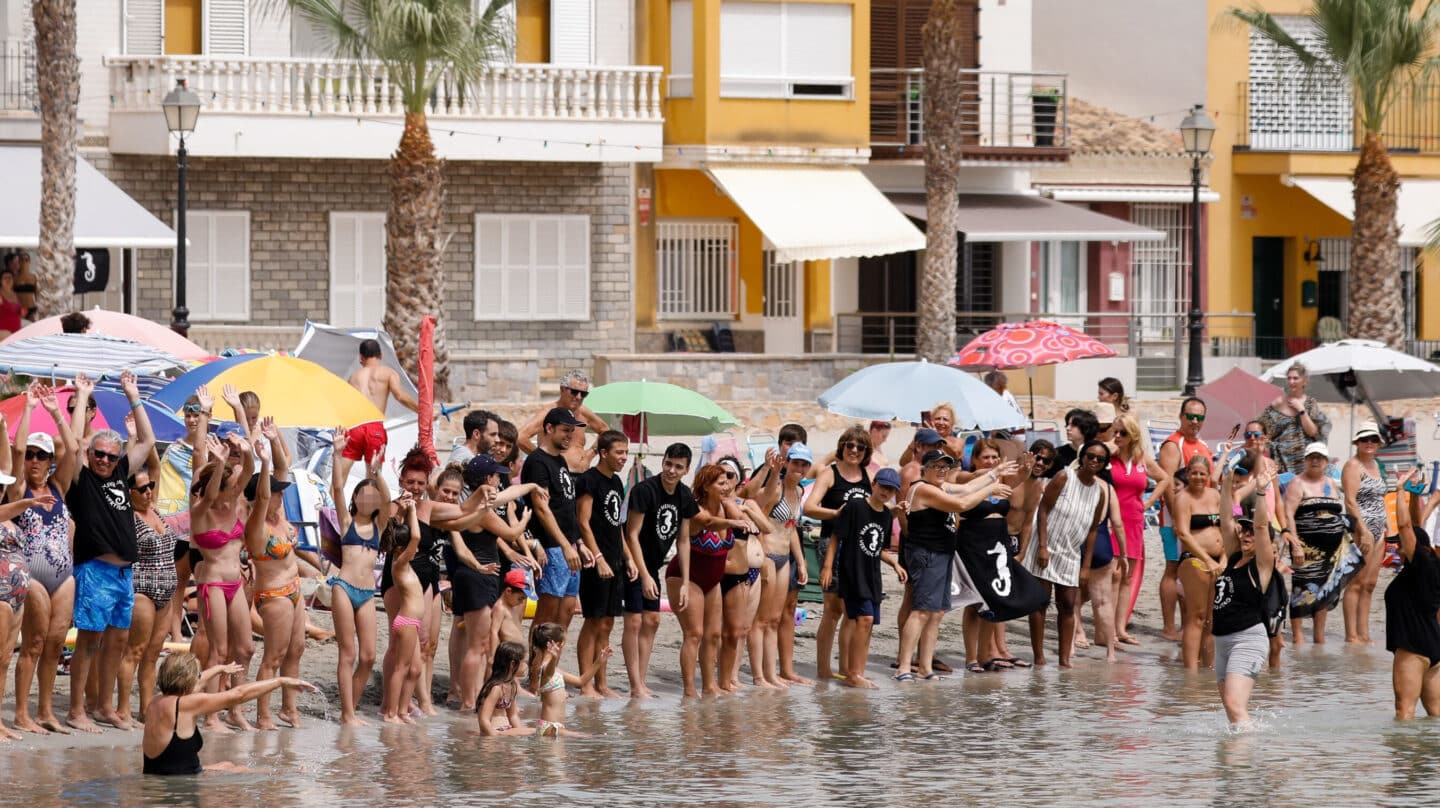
[104,55,664,163]
[869,69,1070,162]
[1237,78,1440,153]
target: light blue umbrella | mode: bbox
[818,359,1025,429]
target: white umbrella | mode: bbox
[818,359,1024,430]
[1261,339,1440,402]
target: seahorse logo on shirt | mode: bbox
[603,489,623,526]
[1214,575,1234,610]
[558,468,575,500]
[655,504,678,542]
[987,541,1011,598]
[858,523,884,557]
[103,480,129,512]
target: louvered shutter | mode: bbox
[330,212,387,328]
[204,0,249,55]
[123,0,164,55]
[550,0,595,64]
[474,215,504,317]
[183,212,214,319]
[473,214,590,320]
[208,211,251,320]
[503,218,533,316]
[1246,15,1352,150]
[559,216,590,318]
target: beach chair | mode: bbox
[747,432,777,473]
[1376,430,1420,479]
[1026,419,1060,450]
[700,431,742,467]
[1147,419,1180,456]
[958,430,981,470]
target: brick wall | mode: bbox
[94,154,635,401]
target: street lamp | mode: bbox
[1179,103,1215,397]
[161,79,201,336]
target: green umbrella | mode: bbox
[585,380,739,436]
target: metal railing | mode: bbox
[1237,78,1440,153]
[871,68,1068,153]
[834,310,1257,386]
[106,55,664,122]
[0,38,35,111]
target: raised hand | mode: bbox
[37,383,59,414]
[332,426,349,452]
[73,371,94,397]
[22,380,39,411]
[259,415,279,441]
[124,412,137,437]
[255,436,271,463]
[119,370,139,399]
[196,385,214,412]
[207,435,229,463]
[366,444,387,476]
[222,383,242,411]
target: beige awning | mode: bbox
[705,166,926,263]
[889,192,1165,242]
[1285,175,1440,247]
[1038,185,1221,204]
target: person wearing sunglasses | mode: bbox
[516,370,608,468]
[115,446,178,729]
[1211,464,1278,728]
[1173,453,1224,671]
[0,453,60,743]
[804,426,873,682]
[64,387,99,444]
[63,370,156,734]
[1342,421,1389,645]
[1025,441,1110,669]
[1284,442,1358,648]
[1107,414,1172,643]
[1258,362,1331,476]
[753,443,812,687]
[1157,396,1212,642]
[7,381,80,736]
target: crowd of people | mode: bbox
[1,348,1438,776]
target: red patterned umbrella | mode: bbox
[948,320,1116,416]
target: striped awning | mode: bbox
[0,334,186,394]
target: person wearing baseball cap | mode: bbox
[521,402,589,633]
[823,466,907,688]
[490,569,532,649]
[1343,421,1388,644]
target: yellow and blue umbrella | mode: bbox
[153,354,382,428]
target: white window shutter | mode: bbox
[719,2,782,78]
[550,0,595,64]
[561,216,590,318]
[532,218,562,318]
[184,212,214,319]
[203,0,249,55]
[329,213,358,327]
[503,217,533,316]
[474,215,504,317]
[359,215,387,328]
[784,3,851,78]
[123,0,165,55]
[208,211,251,320]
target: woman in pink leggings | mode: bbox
[1108,415,1170,641]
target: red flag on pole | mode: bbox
[418,316,437,466]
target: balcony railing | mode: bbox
[106,55,664,122]
[870,69,1068,159]
[1237,78,1440,153]
[0,38,35,111]
[834,311,1256,389]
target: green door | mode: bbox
[1252,237,1285,360]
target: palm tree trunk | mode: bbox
[1348,133,1403,348]
[384,110,450,398]
[30,0,79,320]
[916,0,969,362]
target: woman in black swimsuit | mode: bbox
[142,653,316,775]
[1388,473,1440,720]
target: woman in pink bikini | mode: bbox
[188,427,255,732]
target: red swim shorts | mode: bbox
[342,421,388,462]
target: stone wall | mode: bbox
[93,153,634,401]
[592,353,893,401]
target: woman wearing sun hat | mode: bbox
[1284,441,1362,646]
[1342,421,1388,644]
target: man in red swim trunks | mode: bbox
[337,338,419,483]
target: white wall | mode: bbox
[979,0,1031,73]
[77,1,122,135]
[1032,0,1205,130]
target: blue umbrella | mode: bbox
[88,389,188,442]
[817,359,1025,429]
[148,353,267,411]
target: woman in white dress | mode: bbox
[1025,441,1109,668]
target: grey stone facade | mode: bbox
[93,154,635,401]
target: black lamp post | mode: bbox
[1179,103,1216,397]
[161,79,201,336]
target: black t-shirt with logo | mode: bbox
[521,448,578,549]
[68,456,138,565]
[628,476,700,577]
[834,497,891,603]
[580,468,626,566]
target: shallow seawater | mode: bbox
[9,637,1440,808]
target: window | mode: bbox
[656,219,737,318]
[1038,241,1085,315]
[123,0,248,56]
[329,212,386,329]
[176,210,250,321]
[1247,16,1352,150]
[550,0,595,64]
[1130,203,1190,339]
[474,214,590,321]
[670,0,694,98]
[719,2,853,99]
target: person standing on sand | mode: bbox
[338,339,419,485]
[327,429,391,727]
[522,408,591,633]
[517,370,609,470]
[822,468,905,689]
[622,443,700,698]
[576,431,629,698]
[64,370,155,733]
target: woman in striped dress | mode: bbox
[1025,441,1110,668]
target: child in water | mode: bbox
[381,496,425,724]
[476,641,528,736]
[527,622,611,737]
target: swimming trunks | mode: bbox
[193,519,243,552]
[328,576,375,610]
[73,559,134,631]
[341,421,388,463]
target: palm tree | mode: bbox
[1229,0,1440,350]
[916,0,970,363]
[30,0,80,320]
[283,0,513,397]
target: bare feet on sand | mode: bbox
[65,714,103,734]
[37,717,72,735]
[278,709,302,728]
[12,717,50,735]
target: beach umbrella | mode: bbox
[1,387,186,442]
[818,360,1024,429]
[0,334,186,396]
[293,321,418,419]
[948,320,1117,417]
[1261,339,1440,402]
[1,309,212,361]
[585,380,740,436]
[147,353,269,411]
[1195,367,1283,443]
[151,355,383,428]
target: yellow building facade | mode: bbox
[1205,0,1440,356]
